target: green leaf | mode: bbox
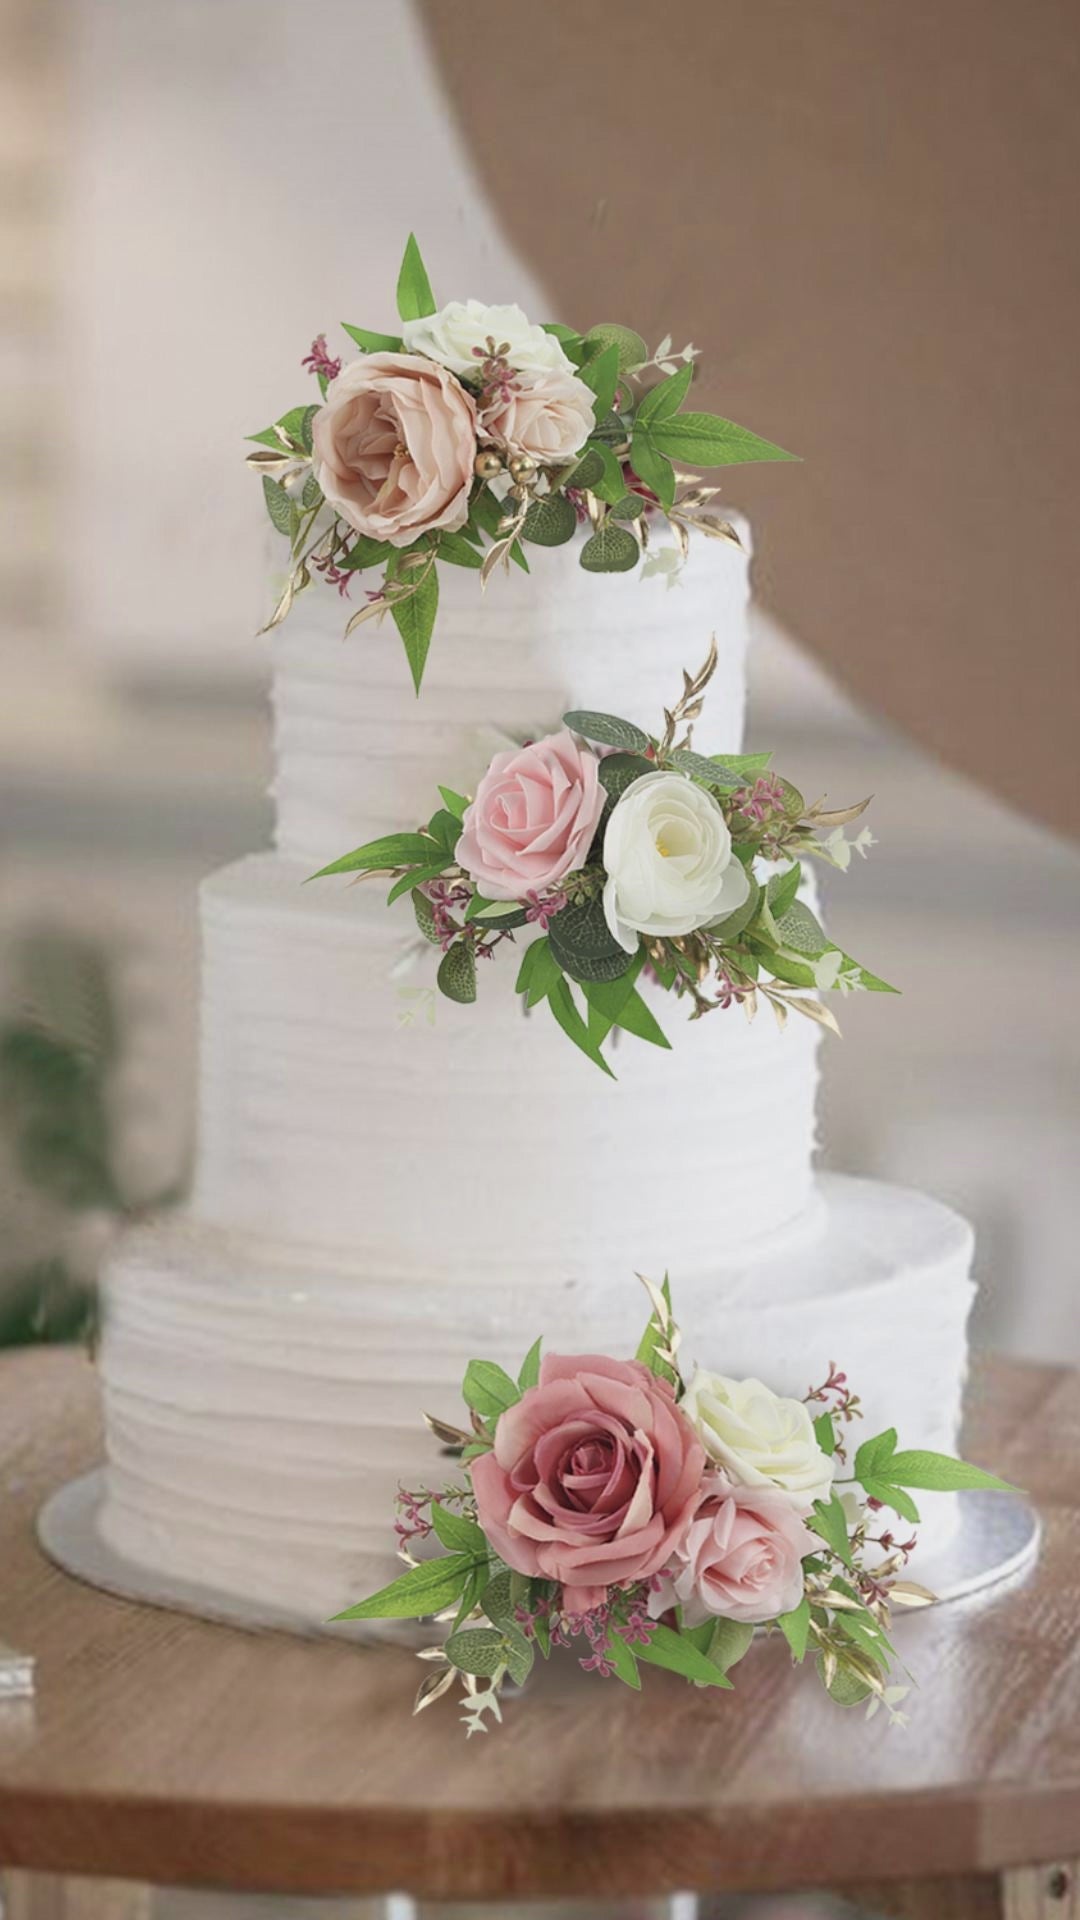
[807,1493,855,1570]
[563,447,604,490]
[515,935,560,1007]
[649,411,798,467]
[340,534,394,572]
[301,473,323,510]
[517,1336,543,1392]
[775,900,828,955]
[635,1623,733,1688]
[386,863,446,905]
[309,832,443,879]
[603,1631,642,1689]
[712,751,774,776]
[541,321,585,354]
[609,493,645,521]
[262,475,296,538]
[548,895,636,985]
[470,484,531,570]
[822,1659,873,1707]
[597,751,654,804]
[480,1570,516,1632]
[547,976,616,1076]
[854,1429,898,1482]
[522,493,577,547]
[813,1411,837,1457]
[341,323,404,353]
[766,863,803,920]
[577,341,621,421]
[395,232,436,322]
[438,786,468,821]
[437,531,484,569]
[588,441,630,505]
[583,323,648,372]
[426,807,461,855]
[883,1451,1018,1495]
[777,1596,811,1662]
[707,1617,756,1674]
[332,1552,479,1621]
[627,430,676,511]
[635,363,694,427]
[437,941,477,1004]
[389,558,439,693]
[580,523,640,574]
[462,1359,520,1419]
[500,1623,536,1687]
[443,1626,507,1679]
[586,981,669,1051]
[563,710,650,752]
[411,889,440,945]
[452,1559,492,1632]
[860,1478,921,1525]
[430,1503,488,1556]
[635,1273,679,1388]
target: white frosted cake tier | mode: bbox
[97,1175,976,1625]
[270,523,752,861]
[191,851,822,1269]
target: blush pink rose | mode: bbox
[470,1354,706,1615]
[650,1475,815,1627]
[311,352,477,548]
[455,730,605,901]
[483,367,595,465]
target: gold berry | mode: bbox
[473,449,503,479]
[507,453,537,483]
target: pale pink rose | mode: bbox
[483,367,595,465]
[455,730,605,901]
[651,1475,815,1628]
[470,1354,706,1616]
[311,352,477,548]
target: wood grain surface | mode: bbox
[0,1349,1076,1902]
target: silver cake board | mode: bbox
[38,1469,1041,1647]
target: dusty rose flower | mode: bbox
[470,1354,706,1615]
[455,730,605,901]
[483,366,595,465]
[650,1475,815,1627]
[311,352,477,548]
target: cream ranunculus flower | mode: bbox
[601,771,751,955]
[402,300,574,378]
[680,1370,835,1513]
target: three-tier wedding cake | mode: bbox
[96,531,976,1627]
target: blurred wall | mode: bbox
[1,0,1077,1362]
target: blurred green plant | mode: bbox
[0,929,184,1348]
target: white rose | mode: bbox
[681,1370,835,1512]
[601,771,751,955]
[402,300,573,379]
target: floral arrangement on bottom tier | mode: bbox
[312,643,891,1072]
[337,1279,1014,1735]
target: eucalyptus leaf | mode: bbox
[583,322,648,371]
[522,493,577,547]
[262,476,295,538]
[548,896,635,985]
[580,523,640,574]
[563,710,650,752]
[437,941,477,1004]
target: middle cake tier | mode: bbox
[192,852,822,1271]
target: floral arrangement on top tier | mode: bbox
[311,644,891,1074]
[336,1277,1014,1735]
[247,234,795,688]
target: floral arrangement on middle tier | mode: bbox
[312,645,891,1072]
[336,1276,1013,1735]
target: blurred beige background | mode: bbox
[1,0,1078,1367]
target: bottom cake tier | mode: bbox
[95,1173,976,1627]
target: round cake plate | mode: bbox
[38,1470,1041,1645]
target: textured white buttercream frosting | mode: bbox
[270,524,753,861]
[191,851,821,1268]
[97,1176,975,1625]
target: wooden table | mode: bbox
[0,1349,1077,1918]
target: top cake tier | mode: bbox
[270,525,752,864]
